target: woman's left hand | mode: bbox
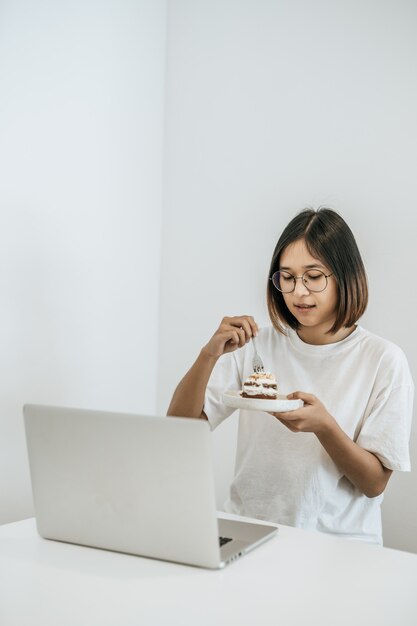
[270,392,335,435]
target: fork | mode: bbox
[252,336,264,373]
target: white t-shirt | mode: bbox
[204,325,414,544]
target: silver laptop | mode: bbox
[23,404,278,569]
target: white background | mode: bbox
[1,0,416,552]
[0,0,166,523]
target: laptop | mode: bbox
[23,404,278,569]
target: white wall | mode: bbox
[0,0,167,524]
[158,0,417,552]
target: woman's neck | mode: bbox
[296,324,357,346]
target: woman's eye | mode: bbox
[306,272,321,280]
[282,275,293,281]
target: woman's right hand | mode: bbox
[202,316,259,359]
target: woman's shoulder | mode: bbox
[358,327,413,385]
[359,326,407,358]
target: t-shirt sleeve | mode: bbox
[204,351,242,430]
[357,384,414,471]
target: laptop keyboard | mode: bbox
[219,536,233,547]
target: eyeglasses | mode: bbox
[270,269,334,293]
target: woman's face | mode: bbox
[279,238,339,337]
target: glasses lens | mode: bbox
[272,271,295,293]
[303,270,327,292]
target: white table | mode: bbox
[1,516,417,626]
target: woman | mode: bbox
[167,208,413,544]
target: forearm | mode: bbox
[167,349,219,418]
[316,421,392,498]
[274,392,393,497]
[167,315,258,418]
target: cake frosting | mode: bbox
[241,372,278,399]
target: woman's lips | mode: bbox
[294,304,316,312]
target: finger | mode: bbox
[223,327,246,349]
[236,327,247,348]
[238,319,255,343]
[269,411,298,421]
[268,412,296,429]
[246,316,259,337]
[276,417,299,432]
[225,316,258,338]
[278,408,306,421]
[229,330,240,345]
[221,330,240,348]
[287,391,316,403]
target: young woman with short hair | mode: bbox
[168,208,413,544]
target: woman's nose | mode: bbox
[293,277,310,296]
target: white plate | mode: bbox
[222,390,304,412]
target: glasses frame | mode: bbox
[270,269,334,294]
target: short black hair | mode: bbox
[267,208,368,334]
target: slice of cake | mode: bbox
[241,372,278,399]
